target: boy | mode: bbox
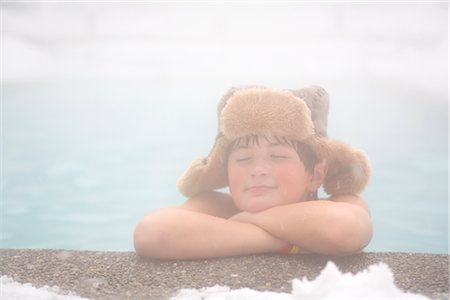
[134,86,372,259]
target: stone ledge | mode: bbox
[0,249,448,300]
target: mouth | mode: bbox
[246,185,276,194]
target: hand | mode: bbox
[229,211,256,224]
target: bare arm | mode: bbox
[230,195,373,255]
[134,191,285,259]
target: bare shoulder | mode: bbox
[326,194,371,216]
[180,191,241,218]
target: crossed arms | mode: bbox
[134,191,372,260]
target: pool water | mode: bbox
[2,79,447,254]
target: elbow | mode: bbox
[326,207,373,255]
[332,225,372,255]
[133,213,169,259]
[133,218,152,257]
[133,217,156,258]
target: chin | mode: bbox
[232,193,277,213]
[241,200,276,213]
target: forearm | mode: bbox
[134,208,284,260]
[236,197,372,255]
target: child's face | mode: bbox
[227,136,313,212]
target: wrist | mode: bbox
[278,243,301,254]
[229,211,254,224]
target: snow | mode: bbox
[171,262,429,300]
[0,276,88,300]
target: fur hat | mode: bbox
[177,85,371,198]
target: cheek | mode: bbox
[273,165,309,197]
[274,168,299,187]
[227,165,249,210]
[227,165,246,193]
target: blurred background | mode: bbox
[2,2,448,253]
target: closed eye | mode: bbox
[236,157,251,162]
[271,155,288,159]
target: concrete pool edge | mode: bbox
[0,249,448,299]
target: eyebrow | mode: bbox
[229,135,296,152]
[233,142,287,150]
[268,142,285,147]
[233,145,249,150]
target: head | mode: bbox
[227,134,327,212]
[177,86,371,201]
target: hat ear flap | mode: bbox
[177,135,229,197]
[321,139,371,196]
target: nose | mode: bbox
[250,165,269,177]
